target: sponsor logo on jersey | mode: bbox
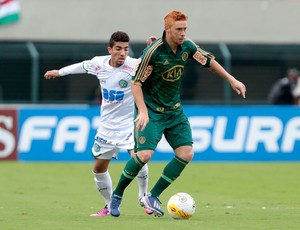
[95,66,101,73]
[103,88,125,103]
[119,80,128,88]
[141,65,153,82]
[163,60,169,65]
[193,51,207,65]
[162,65,184,82]
[182,52,188,61]
[95,136,111,144]
[123,65,134,72]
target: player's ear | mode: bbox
[107,47,112,54]
[165,26,171,34]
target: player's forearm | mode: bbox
[209,60,236,83]
[131,83,148,114]
[210,60,246,98]
[59,62,86,76]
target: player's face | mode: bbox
[108,42,129,67]
[288,72,299,83]
[167,20,187,45]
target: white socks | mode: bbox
[93,171,112,205]
[93,163,149,205]
[136,164,149,200]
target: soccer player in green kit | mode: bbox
[109,10,246,217]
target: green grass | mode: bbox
[1,162,300,230]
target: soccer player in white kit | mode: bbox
[44,31,151,216]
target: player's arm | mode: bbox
[146,36,157,46]
[44,70,60,79]
[44,62,88,80]
[131,43,158,130]
[131,82,149,131]
[187,39,246,98]
[209,60,246,98]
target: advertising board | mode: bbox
[15,105,300,162]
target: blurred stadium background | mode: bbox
[1,0,300,105]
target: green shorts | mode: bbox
[134,106,193,151]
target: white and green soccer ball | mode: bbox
[167,192,196,219]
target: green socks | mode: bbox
[113,154,145,197]
[150,155,189,197]
[113,154,189,198]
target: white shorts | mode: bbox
[91,130,134,160]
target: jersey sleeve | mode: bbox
[58,62,87,76]
[186,38,215,67]
[82,56,103,76]
[58,56,102,76]
[124,56,141,77]
[132,40,160,84]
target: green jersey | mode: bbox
[132,32,215,112]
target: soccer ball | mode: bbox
[167,192,196,219]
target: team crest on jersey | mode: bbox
[93,143,101,152]
[193,51,208,65]
[141,65,153,82]
[182,52,188,61]
[119,80,128,88]
[139,136,146,144]
[162,65,184,82]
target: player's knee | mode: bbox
[180,151,193,162]
[185,150,194,162]
[175,146,194,162]
[137,150,152,163]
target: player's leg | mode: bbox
[109,150,153,217]
[150,146,193,197]
[143,111,194,217]
[90,159,111,216]
[128,149,149,200]
[136,110,168,217]
[128,150,153,215]
[151,111,193,197]
[90,141,117,217]
[110,110,161,217]
[136,163,149,199]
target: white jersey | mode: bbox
[59,55,140,150]
[82,55,139,133]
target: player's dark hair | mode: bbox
[287,68,299,76]
[109,31,130,47]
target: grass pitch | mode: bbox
[0,162,300,230]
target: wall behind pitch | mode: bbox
[1,0,300,44]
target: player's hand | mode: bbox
[134,112,149,131]
[146,36,157,46]
[44,70,60,79]
[231,79,246,98]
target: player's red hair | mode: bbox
[164,10,188,29]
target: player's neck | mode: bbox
[109,59,121,68]
[166,37,178,54]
